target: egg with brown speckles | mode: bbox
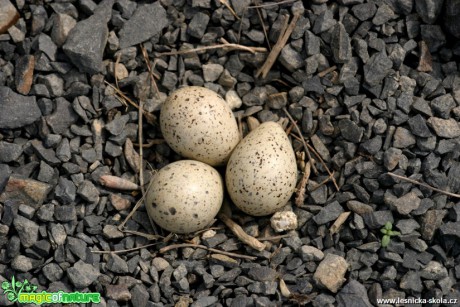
[225,122,297,216]
[145,160,224,234]
[160,86,240,166]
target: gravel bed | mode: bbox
[1,0,460,306]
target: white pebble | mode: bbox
[270,211,298,232]
[225,90,242,110]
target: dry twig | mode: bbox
[318,65,337,78]
[217,212,266,251]
[387,172,460,198]
[159,243,257,260]
[159,39,266,56]
[256,12,300,78]
[123,229,162,240]
[310,170,335,192]
[256,7,271,50]
[91,243,160,254]
[249,0,297,9]
[220,0,240,20]
[295,161,311,207]
[140,43,160,98]
[282,107,318,174]
[329,211,351,235]
[134,139,165,148]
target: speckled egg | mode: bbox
[160,86,240,166]
[225,122,297,216]
[145,160,224,234]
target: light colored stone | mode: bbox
[427,117,460,138]
[300,245,325,261]
[225,90,242,110]
[270,211,298,232]
[313,253,348,293]
[0,0,19,34]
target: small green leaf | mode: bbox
[384,222,392,230]
[389,230,400,236]
[381,228,389,235]
[381,235,391,248]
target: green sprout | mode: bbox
[380,221,400,248]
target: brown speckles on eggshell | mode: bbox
[145,160,224,234]
[225,122,297,216]
[160,86,240,166]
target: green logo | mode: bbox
[2,276,101,304]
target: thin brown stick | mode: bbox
[141,43,160,98]
[305,142,339,192]
[329,211,351,235]
[317,65,337,78]
[295,161,311,207]
[310,170,335,192]
[123,229,162,240]
[256,13,300,78]
[91,242,160,254]
[218,212,266,251]
[282,107,318,175]
[99,175,140,190]
[249,0,297,9]
[105,81,139,109]
[159,40,266,56]
[387,172,460,198]
[159,243,257,260]
[114,52,121,88]
[118,196,144,230]
[220,0,240,20]
[138,98,145,196]
[256,8,271,51]
[258,234,292,241]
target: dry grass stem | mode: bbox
[159,39,266,56]
[310,170,335,192]
[99,175,140,190]
[118,197,144,230]
[220,0,240,20]
[305,142,340,191]
[387,172,460,198]
[123,229,162,240]
[141,43,160,98]
[258,234,292,241]
[256,7,271,51]
[256,12,300,78]
[217,212,266,251]
[318,65,337,78]
[159,243,257,260]
[91,242,160,254]
[282,107,318,174]
[295,161,311,207]
[138,98,145,196]
[114,52,121,88]
[105,81,139,109]
[329,211,351,235]
[249,0,297,9]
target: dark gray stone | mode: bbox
[130,284,149,307]
[188,12,210,39]
[420,25,446,52]
[67,260,100,288]
[313,9,336,34]
[247,267,277,282]
[0,164,11,193]
[304,30,320,56]
[332,23,352,63]
[54,205,76,222]
[30,140,61,166]
[415,0,444,24]
[439,221,460,239]
[313,201,344,225]
[55,177,77,204]
[43,263,64,282]
[119,2,167,48]
[362,211,393,229]
[77,180,100,203]
[364,52,393,86]
[336,280,372,307]
[338,119,364,143]
[46,97,79,134]
[430,94,456,119]
[107,253,129,273]
[67,236,87,260]
[191,296,218,307]
[63,0,114,73]
[445,0,460,38]
[0,141,22,162]
[352,2,377,21]
[407,114,431,137]
[372,3,395,25]
[13,215,39,248]
[279,44,304,72]
[0,87,41,129]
